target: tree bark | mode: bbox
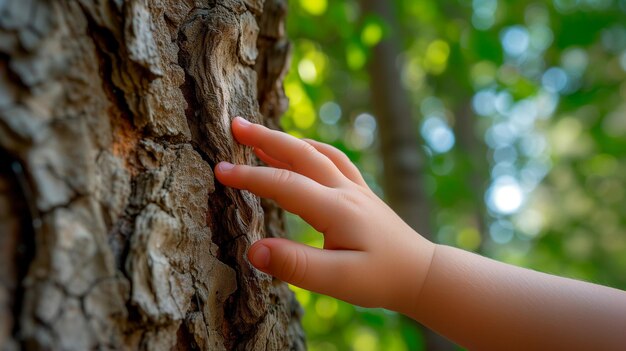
[0,0,304,350]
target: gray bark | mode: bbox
[0,0,304,350]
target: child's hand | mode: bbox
[215,117,435,313]
[216,118,626,349]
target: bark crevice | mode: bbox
[1,1,303,350]
[0,154,37,350]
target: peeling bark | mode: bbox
[0,0,303,350]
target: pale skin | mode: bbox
[215,117,626,350]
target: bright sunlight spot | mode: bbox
[361,21,384,47]
[298,58,318,83]
[487,176,525,215]
[346,43,367,70]
[315,296,338,319]
[424,40,450,74]
[299,0,327,16]
[501,26,530,57]
[352,328,379,351]
[421,116,456,153]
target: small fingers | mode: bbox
[248,238,364,300]
[254,147,291,170]
[303,139,367,187]
[215,162,335,233]
[232,117,346,187]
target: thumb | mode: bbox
[248,238,356,295]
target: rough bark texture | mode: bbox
[0,0,304,350]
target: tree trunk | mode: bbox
[360,0,429,237]
[0,0,304,350]
[454,100,489,251]
[360,1,457,350]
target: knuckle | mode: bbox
[250,122,266,134]
[285,248,308,285]
[293,248,308,285]
[255,125,272,147]
[337,151,352,165]
[320,142,347,161]
[281,248,301,283]
[299,141,319,156]
[334,189,363,218]
[335,189,360,206]
[271,169,294,185]
[326,143,345,157]
[229,164,245,181]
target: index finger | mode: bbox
[231,117,346,187]
[215,162,338,233]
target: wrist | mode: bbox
[384,231,436,315]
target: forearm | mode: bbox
[407,244,626,350]
[218,118,626,350]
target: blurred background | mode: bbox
[280,0,626,349]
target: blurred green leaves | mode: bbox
[284,0,626,349]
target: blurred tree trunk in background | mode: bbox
[454,101,490,251]
[0,0,304,350]
[361,0,430,238]
[361,0,457,350]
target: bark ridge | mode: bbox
[0,0,302,350]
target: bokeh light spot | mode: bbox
[346,43,367,70]
[487,176,525,215]
[542,67,569,94]
[501,26,530,57]
[298,59,318,83]
[299,0,327,16]
[315,296,338,319]
[348,113,377,150]
[561,48,588,75]
[473,89,497,116]
[421,117,455,153]
[472,0,498,30]
[514,209,544,237]
[320,102,342,125]
[361,21,384,47]
[352,328,379,351]
[292,107,316,129]
[490,220,515,244]
[424,40,450,74]
[471,61,498,87]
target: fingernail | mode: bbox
[250,244,271,269]
[217,161,235,172]
[235,117,252,126]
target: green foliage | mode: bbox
[284,0,626,349]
